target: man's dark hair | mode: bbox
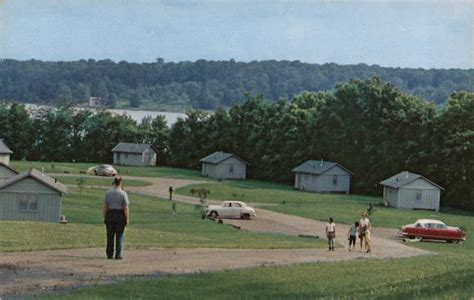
[113,176,123,186]
[329,217,334,223]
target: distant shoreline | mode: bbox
[21,103,188,127]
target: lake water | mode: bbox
[24,104,187,127]
[106,108,186,126]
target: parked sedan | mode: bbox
[399,219,466,243]
[206,201,256,220]
[89,164,118,177]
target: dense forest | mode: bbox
[0,59,472,110]
[1,78,472,210]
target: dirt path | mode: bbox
[0,174,433,297]
[0,245,431,296]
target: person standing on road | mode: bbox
[103,176,130,260]
[359,212,371,251]
[347,221,359,251]
[169,186,174,201]
[325,217,336,251]
[365,225,372,253]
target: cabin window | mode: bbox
[229,165,234,174]
[415,191,422,202]
[332,175,338,186]
[18,195,38,212]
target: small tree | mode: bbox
[76,177,86,195]
[190,188,211,218]
[367,203,376,216]
[172,202,177,215]
[190,188,211,206]
[231,192,245,201]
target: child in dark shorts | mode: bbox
[347,221,359,251]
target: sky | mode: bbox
[0,0,472,69]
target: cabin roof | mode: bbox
[200,151,247,165]
[0,168,68,194]
[111,142,157,154]
[380,171,444,190]
[292,160,353,175]
[0,139,13,154]
[0,162,19,175]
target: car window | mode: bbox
[224,203,231,207]
[426,223,436,229]
[415,223,423,228]
[436,224,447,229]
[233,203,241,207]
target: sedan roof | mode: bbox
[223,201,246,206]
[416,219,445,225]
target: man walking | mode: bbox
[103,176,130,260]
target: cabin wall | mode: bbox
[294,173,320,192]
[201,163,217,178]
[0,154,10,166]
[142,148,157,166]
[0,192,61,223]
[396,178,441,211]
[383,186,399,208]
[113,152,144,166]
[202,158,246,179]
[294,166,351,193]
[214,157,246,179]
[398,188,440,211]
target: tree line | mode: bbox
[0,78,472,209]
[0,59,472,109]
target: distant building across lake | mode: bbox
[88,96,105,107]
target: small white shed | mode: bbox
[200,151,247,180]
[112,143,158,167]
[0,168,68,223]
[380,171,444,211]
[292,160,352,194]
[0,139,13,166]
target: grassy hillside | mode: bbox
[41,183,474,299]
[10,161,204,179]
[0,188,325,252]
[177,181,471,229]
[5,162,472,298]
[53,176,151,187]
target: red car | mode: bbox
[399,219,466,243]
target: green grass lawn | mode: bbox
[177,181,472,229]
[0,188,324,252]
[41,257,474,300]
[10,160,205,180]
[38,202,474,300]
[53,176,151,187]
[5,163,473,298]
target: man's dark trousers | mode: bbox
[105,209,126,259]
